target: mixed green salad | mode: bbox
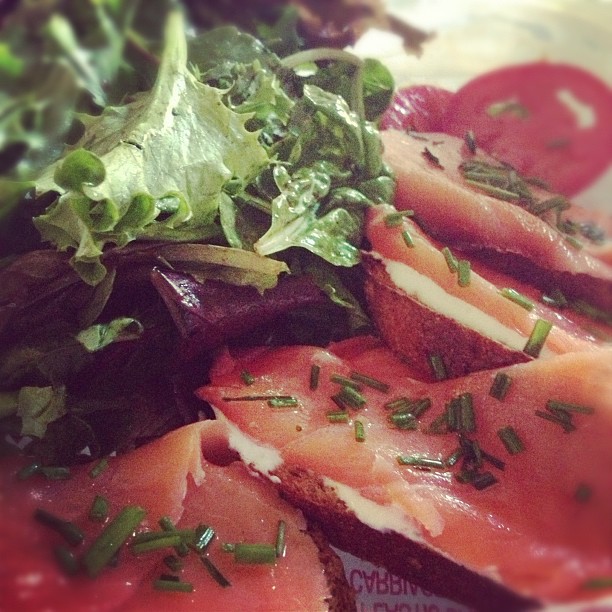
[0,0,396,465]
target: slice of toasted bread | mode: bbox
[363,252,532,380]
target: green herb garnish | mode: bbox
[500,288,534,311]
[350,371,390,393]
[89,495,110,523]
[523,319,553,357]
[34,508,84,547]
[497,426,525,455]
[82,505,146,578]
[489,372,512,401]
[309,364,321,391]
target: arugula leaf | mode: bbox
[77,317,144,352]
[33,11,270,284]
[254,163,364,266]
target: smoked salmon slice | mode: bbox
[0,420,353,611]
[197,337,612,610]
[364,203,608,380]
[380,130,612,311]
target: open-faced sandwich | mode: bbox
[1,1,611,610]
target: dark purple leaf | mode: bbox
[151,269,328,360]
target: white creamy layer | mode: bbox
[376,252,553,357]
[215,410,284,477]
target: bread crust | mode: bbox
[274,465,539,612]
[307,523,357,612]
[362,253,532,380]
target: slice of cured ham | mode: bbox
[0,420,353,612]
[364,204,608,380]
[380,130,612,311]
[197,337,612,610]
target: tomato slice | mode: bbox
[441,61,612,196]
[379,85,453,132]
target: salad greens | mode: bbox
[0,0,394,463]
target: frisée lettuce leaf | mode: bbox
[34,11,269,284]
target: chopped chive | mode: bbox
[193,524,215,553]
[523,319,553,357]
[444,447,463,467]
[153,579,193,592]
[428,354,447,381]
[134,529,194,545]
[582,577,612,590]
[535,409,576,432]
[82,505,146,578]
[446,397,461,432]
[499,288,534,311]
[457,260,471,287]
[275,520,286,558]
[89,458,109,479]
[464,130,477,154]
[546,400,594,415]
[132,534,184,555]
[268,396,298,408]
[464,179,521,201]
[564,235,583,250]
[34,508,85,547]
[333,386,366,410]
[223,394,295,402]
[574,483,592,503]
[459,393,476,433]
[350,371,390,393]
[388,411,418,430]
[309,364,320,391]
[397,455,446,470]
[159,516,190,557]
[384,397,413,411]
[411,398,432,418]
[17,462,42,480]
[232,543,277,565]
[326,410,349,423]
[54,545,80,576]
[489,372,512,401]
[497,426,525,455]
[422,147,443,168]
[471,471,498,490]
[481,450,506,471]
[384,211,414,227]
[330,374,362,391]
[384,212,404,227]
[354,420,366,442]
[164,555,184,572]
[441,246,458,272]
[89,495,110,523]
[201,556,231,587]
[240,370,255,385]
[530,195,569,216]
[446,393,476,433]
[461,436,483,469]
[41,466,71,480]
[401,229,415,248]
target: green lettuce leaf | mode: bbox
[33,11,270,284]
